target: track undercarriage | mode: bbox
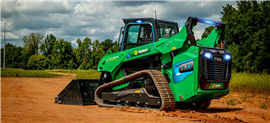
[95,70,175,110]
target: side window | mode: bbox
[126,24,153,44]
[124,24,153,50]
[127,25,140,43]
[159,23,178,38]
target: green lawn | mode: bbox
[229,71,270,95]
[47,69,101,79]
[1,68,61,78]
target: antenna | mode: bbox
[2,20,10,69]
[155,10,157,20]
[3,22,6,69]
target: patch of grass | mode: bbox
[240,95,250,102]
[1,68,61,78]
[230,71,270,95]
[225,99,237,106]
[74,70,101,79]
[260,102,268,109]
[47,69,101,79]
[47,69,76,73]
[224,98,242,106]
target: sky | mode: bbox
[0,0,237,48]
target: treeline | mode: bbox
[1,34,119,70]
[1,1,269,73]
[221,1,270,73]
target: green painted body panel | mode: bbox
[97,52,126,72]
[170,46,200,101]
[155,26,188,54]
[188,89,230,102]
[161,53,172,64]
[196,29,222,48]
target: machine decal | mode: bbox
[209,83,223,89]
[138,48,149,54]
[173,59,194,83]
[106,56,119,62]
[211,55,223,62]
[212,83,215,88]
[171,46,176,50]
[127,45,153,58]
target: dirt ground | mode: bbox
[1,77,270,123]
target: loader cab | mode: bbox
[120,18,179,51]
[119,18,179,74]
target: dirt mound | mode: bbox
[108,106,245,123]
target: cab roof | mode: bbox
[122,18,178,25]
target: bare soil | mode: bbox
[1,77,270,123]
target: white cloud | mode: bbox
[14,1,73,15]
[71,38,78,47]
[44,31,56,37]
[1,1,237,48]
[8,32,20,39]
[14,28,35,37]
[74,3,80,13]
[113,32,120,41]
[1,32,20,39]
[207,14,222,22]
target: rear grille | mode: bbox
[203,59,209,79]
[203,57,231,82]
[225,62,230,80]
[209,62,225,80]
[199,48,232,84]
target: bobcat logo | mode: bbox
[134,50,138,55]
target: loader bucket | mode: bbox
[54,79,99,105]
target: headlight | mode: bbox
[204,52,212,59]
[224,54,231,60]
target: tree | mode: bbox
[27,54,49,70]
[76,37,93,69]
[100,39,116,52]
[1,49,2,67]
[58,39,76,69]
[90,45,106,69]
[1,43,25,68]
[201,26,215,39]
[22,33,44,55]
[40,34,56,59]
[221,1,270,73]
[49,39,61,69]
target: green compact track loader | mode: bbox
[55,17,232,110]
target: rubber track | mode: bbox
[94,70,175,111]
